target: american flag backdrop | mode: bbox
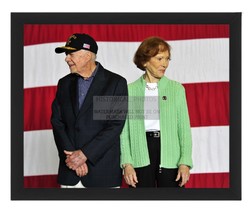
[23,24,229,188]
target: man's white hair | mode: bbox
[81,49,97,61]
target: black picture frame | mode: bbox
[11,12,241,200]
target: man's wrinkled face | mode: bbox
[65,50,89,73]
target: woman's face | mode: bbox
[144,50,170,81]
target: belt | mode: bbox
[146,131,160,138]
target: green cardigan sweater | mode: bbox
[120,75,193,169]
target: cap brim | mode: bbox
[55,46,77,53]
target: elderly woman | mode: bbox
[120,37,193,188]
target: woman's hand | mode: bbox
[123,164,138,188]
[176,164,190,187]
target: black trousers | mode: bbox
[134,133,180,188]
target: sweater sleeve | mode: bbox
[177,85,193,168]
[120,117,134,167]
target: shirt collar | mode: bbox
[90,62,99,78]
[75,62,99,80]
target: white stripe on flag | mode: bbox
[24,130,59,176]
[24,126,229,176]
[190,126,229,173]
[24,38,229,88]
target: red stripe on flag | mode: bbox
[121,173,229,188]
[184,82,229,127]
[24,174,60,188]
[24,24,229,46]
[185,172,229,188]
[24,86,56,131]
[23,173,229,188]
[23,82,229,131]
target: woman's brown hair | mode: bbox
[133,37,171,71]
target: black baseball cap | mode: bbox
[55,33,98,54]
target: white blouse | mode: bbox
[144,83,160,131]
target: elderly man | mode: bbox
[51,33,128,188]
